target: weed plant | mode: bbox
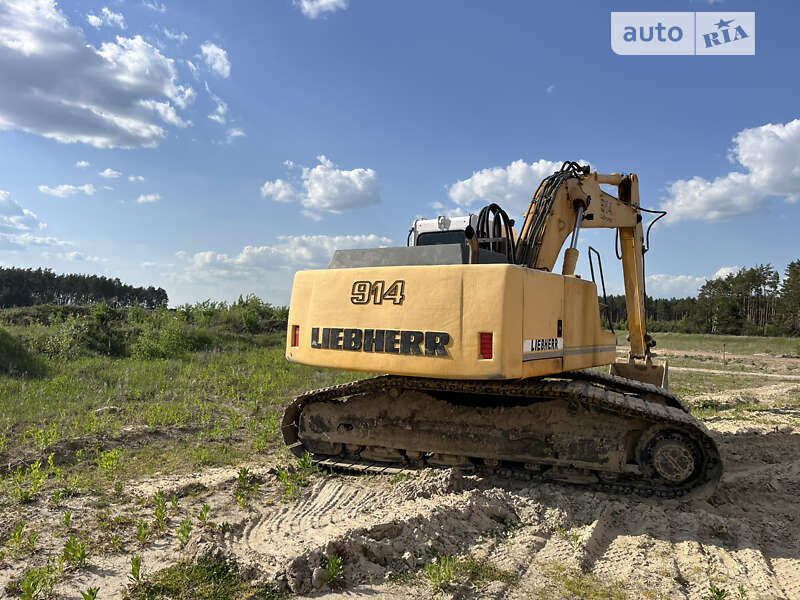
[423,554,517,594]
[62,535,88,568]
[176,516,193,548]
[276,452,316,501]
[323,554,345,589]
[129,555,143,584]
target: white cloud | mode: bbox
[179,234,392,281]
[143,1,167,12]
[103,185,113,190]
[159,27,187,44]
[302,209,323,221]
[98,167,122,178]
[448,159,584,217]
[75,160,90,168]
[185,59,198,78]
[139,99,191,127]
[0,1,195,148]
[546,84,555,94]
[86,7,126,29]
[1,231,72,249]
[261,155,381,220]
[293,0,348,19]
[646,274,706,298]
[261,179,300,204]
[205,81,227,124]
[44,250,107,263]
[141,261,157,268]
[226,127,245,143]
[136,193,160,203]
[200,42,230,78]
[38,184,96,197]
[0,189,71,248]
[662,118,800,222]
[714,265,741,280]
[128,175,145,182]
[1,189,39,232]
[261,155,380,219]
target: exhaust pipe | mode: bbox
[465,225,479,264]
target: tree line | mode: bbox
[600,260,800,337]
[0,267,168,309]
[2,260,799,338]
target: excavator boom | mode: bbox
[512,163,665,383]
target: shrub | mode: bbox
[32,315,89,358]
[85,302,128,356]
[131,312,191,359]
[0,327,45,376]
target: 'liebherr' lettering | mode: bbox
[310,327,450,357]
[534,338,558,351]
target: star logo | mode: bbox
[715,18,735,29]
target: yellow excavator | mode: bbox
[282,162,722,499]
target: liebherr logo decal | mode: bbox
[523,337,564,360]
[522,337,616,361]
[311,327,450,357]
[523,337,563,353]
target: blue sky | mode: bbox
[1,0,798,305]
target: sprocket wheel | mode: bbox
[638,428,702,486]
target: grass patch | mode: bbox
[654,355,775,373]
[616,331,799,356]
[123,555,282,600]
[423,554,517,594]
[669,371,770,400]
[532,561,626,599]
[390,472,416,485]
[0,343,359,503]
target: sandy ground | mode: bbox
[669,367,800,381]
[618,346,800,377]
[2,381,800,599]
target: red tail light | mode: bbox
[479,332,493,359]
[292,325,300,347]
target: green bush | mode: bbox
[131,312,192,359]
[187,328,215,351]
[85,302,128,356]
[31,316,89,359]
[2,295,289,362]
[0,327,46,376]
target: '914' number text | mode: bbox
[351,280,405,305]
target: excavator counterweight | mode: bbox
[282,163,722,499]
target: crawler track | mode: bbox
[282,370,722,500]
